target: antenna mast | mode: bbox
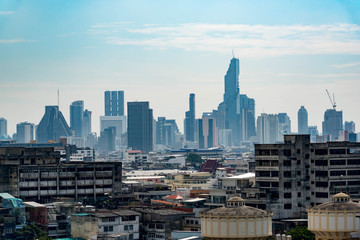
[57,89,60,108]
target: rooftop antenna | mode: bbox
[57,89,60,108]
[232,49,235,58]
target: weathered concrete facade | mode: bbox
[252,135,360,219]
[0,147,122,203]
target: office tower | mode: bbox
[223,57,240,144]
[238,94,256,141]
[100,115,127,150]
[127,102,153,153]
[36,106,72,143]
[256,113,281,144]
[0,118,7,136]
[16,122,34,143]
[322,109,343,141]
[278,113,291,134]
[298,106,308,134]
[344,121,355,133]
[308,126,319,142]
[98,127,116,152]
[105,91,124,116]
[349,133,357,143]
[82,109,92,137]
[156,117,166,145]
[184,93,196,142]
[197,117,218,149]
[70,100,84,137]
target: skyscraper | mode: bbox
[16,122,34,143]
[0,118,7,137]
[238,94,256,141]
[256,113,281,144]
[82,109,92,137]
[105,91,124,116]
[197,117,218,149]
[184,93,196,142]
[298,106,308,134]
[223,57,240,144]
[36,106,72,143]
[322,109,343,140]
[127,102,153,153]
[70,100,84,137]
[278,113,291,134]
[344,121,355,133]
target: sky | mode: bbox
[1,0,360,136]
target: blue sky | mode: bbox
[1,0,360,135]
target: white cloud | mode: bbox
[0,11,14,15]
[90,23,360,57]
[330,62,360,69]
[0,39,29,44]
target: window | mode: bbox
[283,160,291,167]
[315,192,328,198]
[348,170,360,175]
[315,160,328,166]
[330,149,346,155]
[284,204,292,209]
[283,150,291,156]
[315,182,328,187]
[283,171,291,178]
[330,160,346,165]
[315,149,328,155]
[259,182,270,187]
[330,171,346,176]
[298,192,301,197]
[124,225,128,231]
[129,234,134,240]
[347,159,360,165]
[104,226,113,232]
[315,171,328,177]
[284,182,292,188]
[272,182,279,187]
[284,193,292,198]
[122,215,136,221]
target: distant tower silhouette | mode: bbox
[298,106,308,134]
[184,93,196,141]
[127,102,153,153]
[36,106,72,143]
[105,91,124,116]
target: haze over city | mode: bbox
[1,0,360,136]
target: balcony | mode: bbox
[19,181,38,187]
[40,181,57,187]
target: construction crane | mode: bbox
[326,89,336,110]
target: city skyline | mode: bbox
[1,0,360,135]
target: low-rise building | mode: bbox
[71,210,141,240]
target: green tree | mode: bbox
[186,153,203,163]
[286,226,315,240]
[15,223,51,240]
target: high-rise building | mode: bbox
[16,122,34,143]
[100,115,127,150]
[278,113,291,134]
[197,117,218,149]
[308,126,319,142]
[256,113,281,144]
[322,109,343,141]
[127,102,153,153]
[238,94,256,141]
[98,127,116,152]
[253,134,360,219]
[344,121,355,133]
[105,91,124,116]
[298,106,308,134]
[0,118,7,137]
[36,106,72,143]
[82,109,92,137]
[223,58,240,144]
[184,93,196,142]
[70,101,84,137]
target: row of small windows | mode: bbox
[315,159,360,166]
[315,170,360,177]
[314,181,360,187]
